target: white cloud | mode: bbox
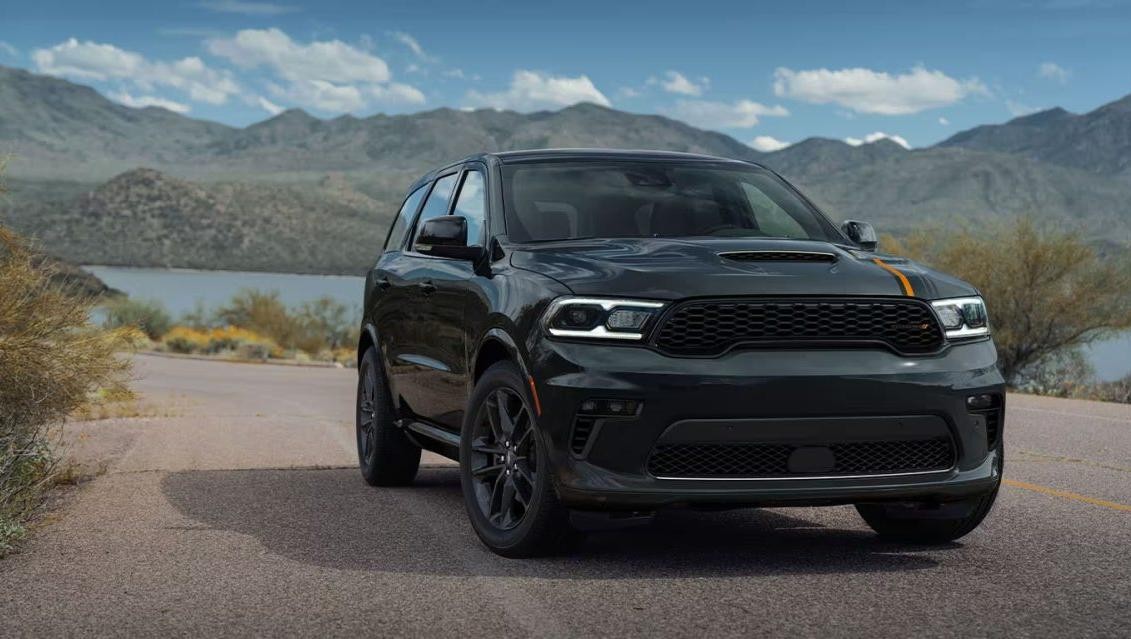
[370,82,426,105]
[844,131,912,149]
[108,91,192,114]
[0,41,18,57]
[665,99,789,129]
[33,38,240,105]
[749,136,791,152]
[197,1,298,15]
[773,66,987,115]
[938,116,950,125]
[618,86,641,99]
[1006,100,1040,117]
[1038,62,1070,83]
[652,70,708,96]
[257,95,284,115]
[466,70,610,111]
[209,28,390,84]
[208,28,423,113]
[390,31,431,60]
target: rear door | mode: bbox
[369,183,428,410]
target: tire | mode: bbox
[856,486,999,544]
[459,361,582,558]
[357,346,420,486]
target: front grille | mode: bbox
[647,438,955,478]
[652,298,944,356]
[719,251,837,263]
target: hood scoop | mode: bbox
[718,250,837,263]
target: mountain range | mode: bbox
[2,64,1130,275]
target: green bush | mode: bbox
[103,297,172,340]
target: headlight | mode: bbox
[542,297,666,341]
[931,296,990,339]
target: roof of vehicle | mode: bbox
[406,148,765,193]
[490,148,757,165]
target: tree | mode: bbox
[884,218,1131,385]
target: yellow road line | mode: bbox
[1003,478,1131,513]
[871,258,915,296]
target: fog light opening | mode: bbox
[966,394,998,410]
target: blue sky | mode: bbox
[2,0,1130,149]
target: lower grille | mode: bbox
[570,416,597,454]
[647,438,955,478]
[980,409,1002,448]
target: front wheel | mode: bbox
[459,362,582,557]
[855,487,999,544]
[357,346,420,486]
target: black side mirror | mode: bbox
[841,220,878,251]
[416,216,484,260]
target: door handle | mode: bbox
[374,277,391,290]
[418,280,436,295]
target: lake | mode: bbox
[84,266,366,318]
[85,266,1131,381]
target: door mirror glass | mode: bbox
[416,216,484,260]
[841,220,878,251]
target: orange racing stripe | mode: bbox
[872,258,915,296]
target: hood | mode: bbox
[508,237,977,300]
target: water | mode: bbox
[83,266,366,318]
[85,266,1131,381]
[1083,333,1131,382]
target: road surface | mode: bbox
[1,354,1128,637]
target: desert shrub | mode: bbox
[103,297,172,340]
[161,325,280,358]
[884,218,1131,385]
[294,296,356,353]
[178,300,217,330]
[215,289,302,349]
[162,326,212,354]
[0,225,130,555]
[1085,375,1131,404]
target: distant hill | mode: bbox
[2,64,1130,274]
[938,94,1131,178]
[3,168,391,274]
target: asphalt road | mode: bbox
[1,354,1129,637]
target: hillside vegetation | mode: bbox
[2,64,1131,274]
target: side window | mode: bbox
[383,185,427,253]
[451,170,486,246]
[411,173,458,247]
[740,182,808,239]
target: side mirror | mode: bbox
[416,216,484,260]
[841,220,878,251]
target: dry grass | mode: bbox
[0,223,132,555]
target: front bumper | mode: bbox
[529,337,1005,509]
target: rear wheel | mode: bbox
[459,362,582,557]
[357,346,420,486]
[856,487,999,544]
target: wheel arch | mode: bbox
[472,328,531,384]
[357,323,378,370]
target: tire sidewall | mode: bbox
[459,362,553,552]
[357,349,379,473]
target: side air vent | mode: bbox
[719,251,837,263]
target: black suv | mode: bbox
[356,149,1004,557]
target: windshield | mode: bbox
[501,160,841,243]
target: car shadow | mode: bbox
[162,466,956,579]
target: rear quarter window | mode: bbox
[383,185,428,253]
